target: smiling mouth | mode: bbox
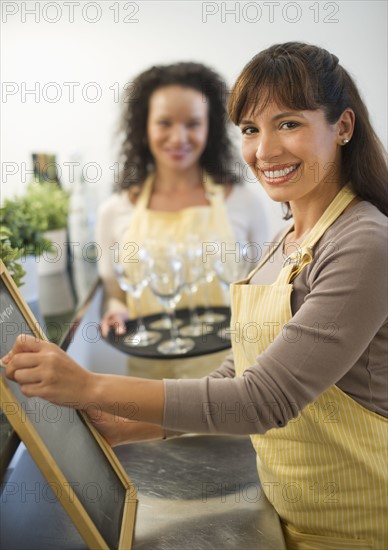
[261,164,300,179]
[166,148,191,154]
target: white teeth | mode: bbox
[263,164,298,178]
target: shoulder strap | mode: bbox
[275,185,356,286]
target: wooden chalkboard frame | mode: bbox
[0,260,137,549]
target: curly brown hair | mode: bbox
[116,62,240,191]
[228,42,388,218]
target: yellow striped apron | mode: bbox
[231,186,388,549]
[119,174,236,379]
[121,173,235,317]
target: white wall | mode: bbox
[1,0,387,238]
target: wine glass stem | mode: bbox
[204,275,215,314]
[132,294,147,334]
[187,291,200,326]
[220,281,230,302]
[167,307,179,340]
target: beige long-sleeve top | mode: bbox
[163,201,388,434]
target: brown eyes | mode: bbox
[240,121,300,135]
[240,126,257,136]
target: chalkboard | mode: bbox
[0,260,137,549]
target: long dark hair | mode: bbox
[228,42,388,217]
[116,62,239,190]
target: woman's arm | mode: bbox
[5,205,387,437]
[95,194,131,335]
[162,207,388,434]
[207,352,236,379]
[86,409,166,447]
[3,336,164,425]
[3,335,180,446]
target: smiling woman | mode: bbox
[238,106,353,242]
[146,86,209,182]
[228,42,387,221]
[96,62,268,341]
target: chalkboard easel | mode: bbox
[0,260,137,549]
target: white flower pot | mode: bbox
[37,228,68,275]
[19,254,44,325]
[19,254,39,303]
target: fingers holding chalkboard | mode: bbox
[3,333,41,355]
[2,334,95,407]
[2,334,42,371]
[3,330,166,431]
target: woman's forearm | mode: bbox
[3,335,165,427]
[86,408,167,446]
[90,374,165,425]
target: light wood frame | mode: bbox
[0,260,137,549]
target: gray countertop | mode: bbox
[117,434,286,550]
[0,434,285,549]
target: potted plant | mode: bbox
[25,182,70,275]
[1,193,52,302]
[0,226,25,288]
[0,192,52,256]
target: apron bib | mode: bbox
[121,173,235,316]
[119,174,235,379]
[231,186,388,549]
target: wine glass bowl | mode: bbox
[147,247,195,355]
[213,254,250,288]
[179,241,206,337]
[197,238,227,323]
[114,262,161,347]
[114,262,147,296]
[212,247,251,340]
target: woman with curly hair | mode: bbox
[96,62,268,339]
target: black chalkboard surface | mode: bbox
[0,261,137,549]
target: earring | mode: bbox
[342,138,350,145]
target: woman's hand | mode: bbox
[3,334,94,408]
[3,335,166,427]
[100,310,129,338]
[86,408,165,447]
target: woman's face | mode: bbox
[239,101,344,205]
[147,85,209,173]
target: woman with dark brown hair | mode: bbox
[5,43,387,549]
[96,62,268,338]
[228,41,387,218]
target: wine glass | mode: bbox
[213,248,251,290]
[144,238,183,331]
[179,239,205,337]
[197,237,227,323]
[147,246,195,355]
[213,246,251,340]
[114,258,161,347]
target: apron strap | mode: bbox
[234,225,292,287]
[275,185,356,286]
[134,173,155,210]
